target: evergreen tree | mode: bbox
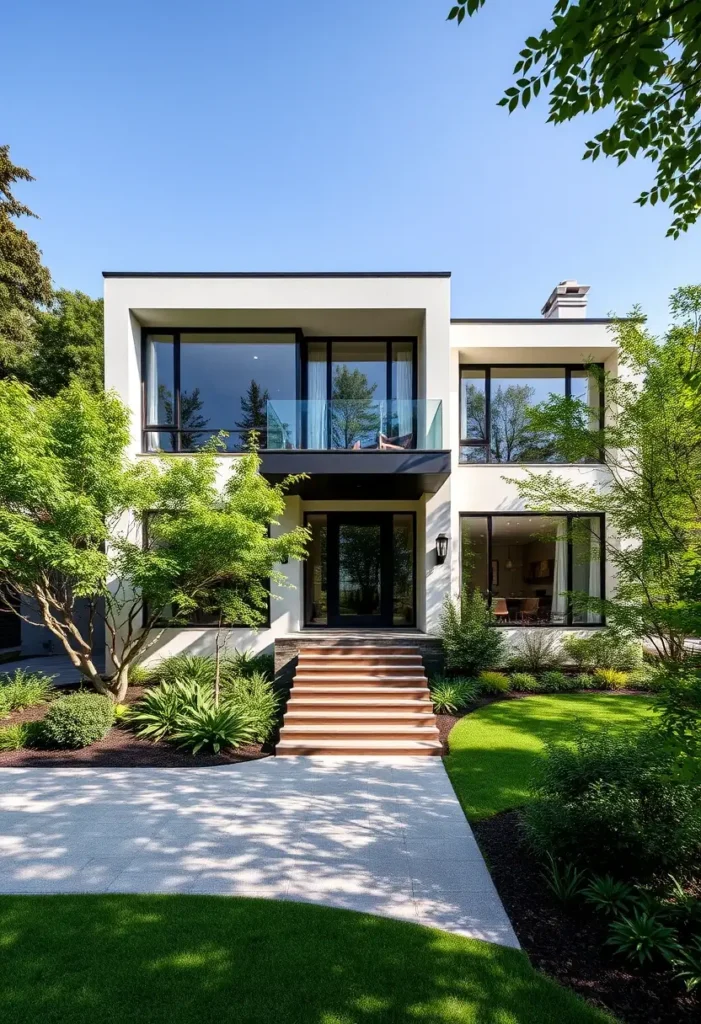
[0,145,52,377]
[330,365,379,449]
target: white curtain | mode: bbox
[552,518,568,623]
[307,347,327,449]
[394,345,413,438]
[145,339,160,451]
[587,517,602,623]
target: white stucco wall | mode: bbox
[103,273,621,665]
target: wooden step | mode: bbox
[298,652,422,663]
[276,738,442,756]
[293,673,427,686]
[295,646,420,657]
[290,685,431,697]
[280,725,440,741]
[297,660,424,673]
[284,710,437,724]
[287,697,434,710]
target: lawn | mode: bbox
[444,693,654,822]
[0,894,614,1024]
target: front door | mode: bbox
[327,514,393,627]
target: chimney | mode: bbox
[541,280,590,319]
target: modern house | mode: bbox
[103,272,619,754]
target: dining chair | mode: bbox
[520,597,539,623]
[492,597,509,622]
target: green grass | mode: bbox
[0,895,614,1024]
[445,693,654,822]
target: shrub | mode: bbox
[40,693,114,749]
[592,667,629,689]
[574,672,596,690]
[439,592,505,676]
[0,669,55,717]
[221,670,279,742]
[508,631,565,672]
[583,874,637,917]
[509,672,540,692]
[130,680,206,741]
[561,629,642,671]
[524,729,701,880]
[606,910,678,965]
[0,721,42,751]
[541,853,587,906]
[172,703,256,755]
[664,875,701,930]
[672,935,701,992]
[626,665,659,691]
[429,679,478,714]
[128,663,156,686]
[477,671,510,694]
[229,649,274,681]
[154,654,219,689]
[538,670,573,692]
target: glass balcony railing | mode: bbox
[265,399,442,451]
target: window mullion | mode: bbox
[174,333,181,452]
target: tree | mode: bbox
[505,284,701,660]
[330,365,379,449]
[236,379,270,446]
[0,145,52,376]
[448,1,701,238]
[0,380,309,700]
[32,290,104,395]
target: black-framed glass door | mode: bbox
[305,512,416,628]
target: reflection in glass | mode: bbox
[460,368,487,442]
[489,368,565,463]
[338,524,382,618]
[330,342,386,450]
[393,514,414,625]
[305,514,327,625]
[572,516,603,624]
[460,517,489,600]
[179,333,297,447]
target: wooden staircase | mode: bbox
[276,645,441,756]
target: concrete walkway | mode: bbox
[0,653,105,688]
[0,757,518,947]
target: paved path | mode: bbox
[0,757,518,947]
[0,654,105,688]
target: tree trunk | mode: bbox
[214,614,223,707]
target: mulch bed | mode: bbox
[472,810,700,1024]
[0,685,271,768]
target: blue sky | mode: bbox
[4,0,700,331]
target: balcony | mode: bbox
[259,399,449,499]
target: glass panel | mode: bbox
[338,523,381,618]
[306,342,328,448]
[460,368,487,443]
[393,514,414,626]
[490,367,565,462]
[179,431,247,453]
[330,341,386,450]
[144,430,176,453]
[460,444,488,463]
[571,368,602,438]
[490,516,566,625]
[391,341,415,445]
[179,333,297,446]
[572,516,603,624]
[144,335,175,424]
[305,515,327,625]
[460,517,489,601]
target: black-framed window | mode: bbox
[301,338,418,450]
[142,329,300,453]
[142,513,271,629]
[459,364,604,464]
[460,512,605,627]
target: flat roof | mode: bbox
[102,271,451,279]
[451,317,615,325]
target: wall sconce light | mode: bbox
[435,534,449,565]
[280,555,289,565]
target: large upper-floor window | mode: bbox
[301,338,417,450]
[460,512,604,626]
[143,330,299,452]
[459,364,603,463]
